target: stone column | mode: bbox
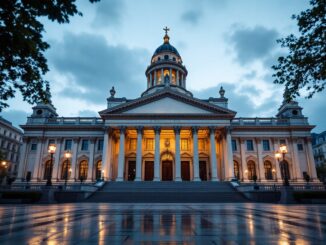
[161,68,164,84]
[273,140,282,180]
[71,138,79,181]
[306,137,318,180]
[169,68,172,83]
[174,126,181,181]
[209,127,218,181]
[291,138,303,181]
[240,139,247,181]
[192,127,200,181]
[226,127,234,180]
[117,126,126,181]
[17,137,28,180]
[135,126,143,181]
[181,73,184,87]
[256,139,265,181]
[149,73,152,88]
[87,138,96,182]
[32,138,43,181]
[101,127,111,180]
[176,70,179,86]
[53,138,63,181]
[154,127,161,181]
[154,70,157,85]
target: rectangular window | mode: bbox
[246,140,254,151]
[232,140,237,151]
[262,140,270,151]
[198,139,206,151]
[181,139,189,151]
[297,143,304,151]
[64,139,72,150]
[97,139,104,151]
[280,139,286,145]
[145,138,154,151]
[81,139,89,151]
[129,138,137,151]
[31,143,37,151]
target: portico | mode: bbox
[100,125,234,182]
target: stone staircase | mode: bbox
[86,181,249,203]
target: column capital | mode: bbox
[73,137,80,143]
[119,126,126,134]
[225,126,232,134]
[22,136,29,143]
[209,126,216,134]
[174,126,181,134]
[154,126,161,134]
[191,126,198,134]
[90,137,97,144]
[136,126,144,134]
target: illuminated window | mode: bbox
[145,138,154,151]
[79,160,88,180]
[129,138,137,151]
[198,139,206,151]
[181,139,189,151]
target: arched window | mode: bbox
[280,160,291,180]
[61,160,71,180]
[79,160,88,181]
[95,160,102,180]
[234,161,240,180]
[247,160,256,180]
[264,160,273,180]
[43,160,52,180]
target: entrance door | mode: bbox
[127,161,136,181]
[162,160,173,181]
[199,161,207,181]
[181,161,190,181]
[144,161,154,181]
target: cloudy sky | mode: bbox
[2,0,325,132]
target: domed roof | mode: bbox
[152,29,180,57]
[153,42,180,57]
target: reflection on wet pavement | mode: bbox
[0,203,325,244]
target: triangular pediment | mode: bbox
[99,88,236,118]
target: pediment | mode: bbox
[123,97,214,114]
[99,88,236,117]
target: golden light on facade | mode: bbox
[279,144,288,154]
[275,151,282,160]
[1,161,6,166]
[48,144,57,154]
[64,151,72,159]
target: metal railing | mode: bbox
[231,117,309,126]
[237,183,326,192]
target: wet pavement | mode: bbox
[0,203,325,244]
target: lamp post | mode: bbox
[46,144,57,186]
[1,161,7,185]
[275,144,289,186]
[64,151,72,189]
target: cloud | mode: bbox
[193,83,280,117]
[48,32,149,104]
[1,110,29,130]
[229,26,279,65]
[92,0,124,27]
[181,10,203,25]
[78,109,99,117]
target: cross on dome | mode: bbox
[163,26,170,35]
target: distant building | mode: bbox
[17,30,318,184]
[312,131,326,166]
[0,116,23,176]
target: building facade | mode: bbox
[312,131,326,167]
[0,116,23,176]
[17,31,318,184]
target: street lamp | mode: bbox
[64,151,72,189]
[46,144,57,186]
[275,144,289,186]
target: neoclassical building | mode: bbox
[17,30,318,184]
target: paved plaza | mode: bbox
[0,203,325,244]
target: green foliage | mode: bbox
[272,0,326,101]
[0,0,100,111]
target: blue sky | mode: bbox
[1,0,325,132]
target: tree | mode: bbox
[272,0,325,101]
[0,0,100,112]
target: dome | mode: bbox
[153,42,180,57]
